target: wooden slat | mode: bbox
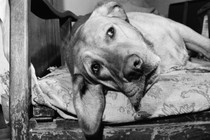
[29,111,210,140]
[33,106,55,118]
[29,118,210,140]
[29,0,61,77]
[0,127,10,140]
[10,0,30,140]
[60,18,72,65]
[208,10,210,38]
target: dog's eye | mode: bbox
[91,63,101,75]
[107,27,115,39]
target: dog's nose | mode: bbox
[123,54,143,81]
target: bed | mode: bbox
[2,0,210,139]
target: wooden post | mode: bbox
[10,0,30,140]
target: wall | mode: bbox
[60,0,194,17]
[149,0,194,16]
[61,0,100,15]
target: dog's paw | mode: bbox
[134,111,151,121]
[201,50,210,60]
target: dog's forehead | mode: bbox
[83,15,131,36]
[77,17,115,49]
[81,16,142,45]
[83,17,111,36]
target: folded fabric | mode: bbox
[31,65,210,123]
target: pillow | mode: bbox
[31,65,210,123]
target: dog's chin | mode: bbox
[121,67,159,110]
[122,77,146,110]
[123,81,145,97]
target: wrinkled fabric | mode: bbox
[1,62,210,123]
[31,66,210,123]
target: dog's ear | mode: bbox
[91,1,128,21]
[72,74,105,138]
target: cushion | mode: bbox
[31,65,210,123]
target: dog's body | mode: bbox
[65,2,210,138]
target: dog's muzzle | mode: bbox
[123,54,143,82]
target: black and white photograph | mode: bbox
[0,0,210,139]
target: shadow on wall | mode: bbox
[60,0,157,15]
[59,0,190,17]
[60,0,101,15]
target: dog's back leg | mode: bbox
[170,61,210,73]
[173,21,210,58]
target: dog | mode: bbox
[64,1,210,138]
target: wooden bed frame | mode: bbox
[9,0,210,139]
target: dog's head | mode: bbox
[66,1,160,137]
